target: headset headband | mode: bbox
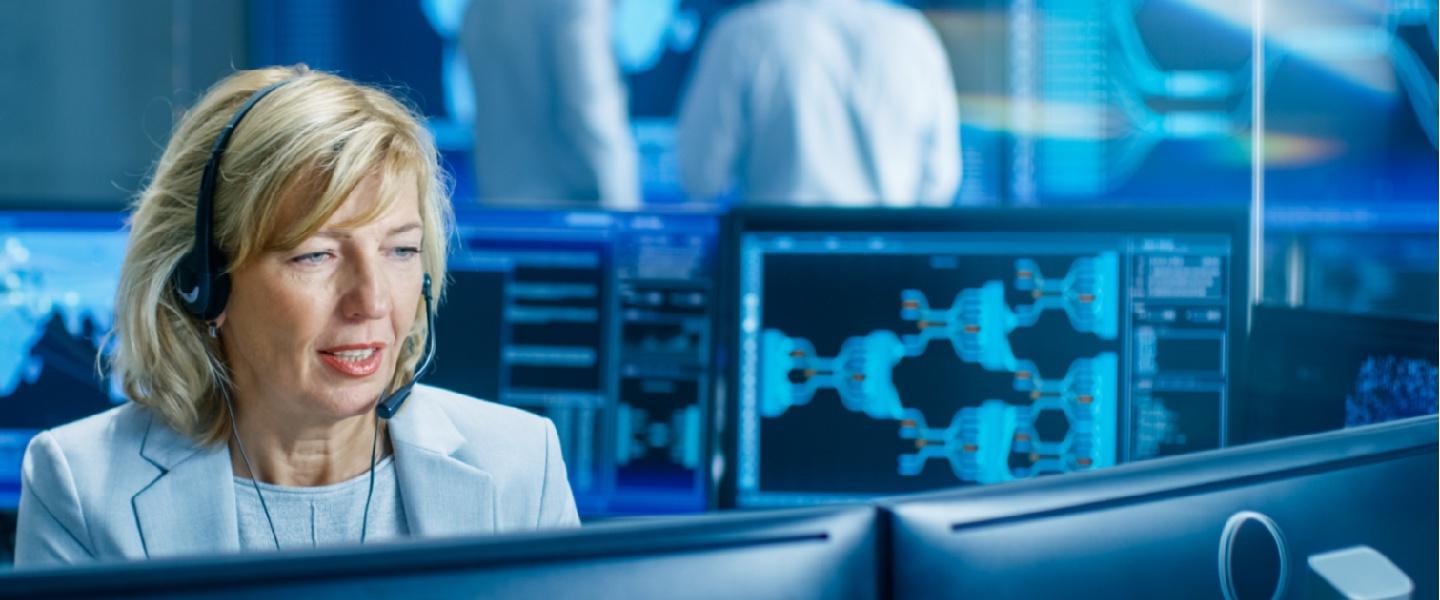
[173,78,295,321]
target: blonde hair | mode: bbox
[113,65,453,444]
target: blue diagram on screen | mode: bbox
[1263,0,1438,231]
[1007,0,1438,233]
[431,209,717,515]
[737,232,1232,506]
[758,252,1120,486]
[0,212,129,510]
[1007,0,1264,204]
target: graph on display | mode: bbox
[733,213,1239,507]
[430,209,718,515]
[0,212,129,510]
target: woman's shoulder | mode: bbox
[411,384,544,421]
[407,385,551,441]
[397,386,578,530]
[31,402,153,460]
[398,385,559,481]
[22,402,159,524]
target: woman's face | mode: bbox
[219,173,425,421]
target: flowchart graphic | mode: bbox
[761,329,908,421]
[899,253,1119,369]
[898,353,1118,484]
[758,253,1121,485]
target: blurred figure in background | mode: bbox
[677,0,960,206]
[462,0,640,207]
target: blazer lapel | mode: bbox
[131,414,240,558]
[389,390,497,537]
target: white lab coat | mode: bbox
[461,0,640,207]
[677,0,961,206]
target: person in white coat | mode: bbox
[461,0,640,207]
[676,0,961,206]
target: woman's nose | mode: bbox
[341,256,392,320]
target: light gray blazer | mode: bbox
[14,385,580,568]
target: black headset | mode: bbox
[172,79,290,321]
[172,78,435,419]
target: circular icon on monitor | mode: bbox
[1218,510,1289,600]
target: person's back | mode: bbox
[462,0,639,207]
[677,0,960,206]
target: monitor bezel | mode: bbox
[0,505,879,597]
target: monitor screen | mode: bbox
[1242,306,1438,442]
[0,211,129,510]
[433,208,720,515]
[1261,0,1438,233]
[726,207,1249,507]
[995,0,1255,206]
[886,415,1438,599]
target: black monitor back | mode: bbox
[1242,305,1438,442]
[0,506,878,599]
[885,415,1438,599]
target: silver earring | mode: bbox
[207,322,219,339]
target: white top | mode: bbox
[234,454,408,551]
[677,0,961,207]
[460,0,640,207]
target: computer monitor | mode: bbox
[724,206,1250,507]
[0,505,879,598]
[885,414,1438,599]
[0,210,129,511]
[1242,306,1438,443]
[433,207,721,516]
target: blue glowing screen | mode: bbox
[434,208,720,515]
[733,210,1239,507]
[0,211,129,510]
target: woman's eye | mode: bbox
[393,246,421,259]
[291,251,332,265]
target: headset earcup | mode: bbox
[205,271,231,322]
[172,255,205,317]
[175,79,291,325]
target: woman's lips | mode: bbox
[318,345,384,377]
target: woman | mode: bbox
[15,66,578,567]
